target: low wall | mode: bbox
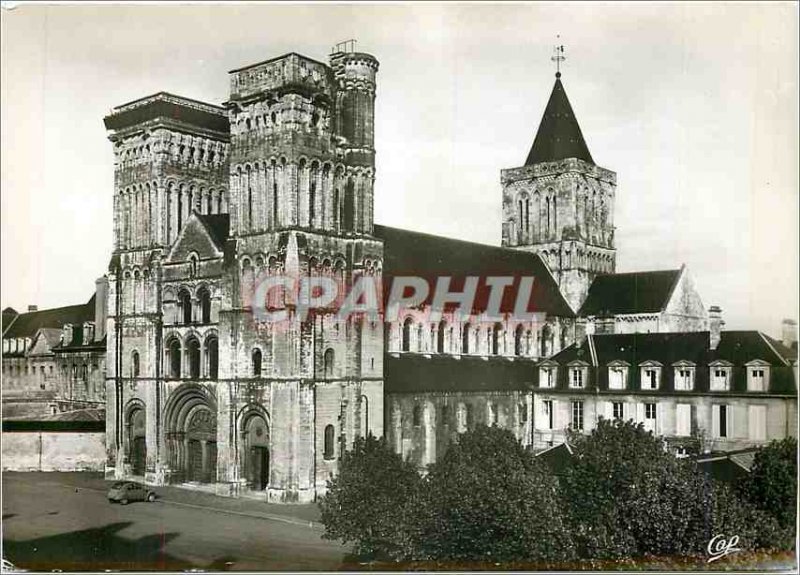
[2,431,106,471]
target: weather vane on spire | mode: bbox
[551,38,565,78]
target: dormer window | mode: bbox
[568,361,589,389]
[672,361,695,391]
[639,361,662,390]
[709,361,733,391]
[539,362,557,388]
[571,368,584,388]
[607,360,630,390]
[746,360,770,392]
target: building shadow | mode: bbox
[3,521,201,571]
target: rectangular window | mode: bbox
[749,369,767,392]
[609,368,626,390]
[748,405,766,441]
[541,400,554,430]
[643,368,658,390]
[711,368,730,391]
[675,368,693,391]
[676,403,692,436]
[643,402,657,433]
[519,402,528,424]
[571,401,584,430]
[571,368,584,388]
[718,405,728,438]
[612,401,624,420]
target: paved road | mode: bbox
[2,473,348,571]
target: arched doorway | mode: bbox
[164,385,218,484]
[241,410,270,491]
[127,405,146,476]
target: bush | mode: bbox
[318,434,422,560]
[738,438,798,532]
[413,425,575,563]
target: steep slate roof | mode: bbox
[197,213,231,251]
[579,269,682,316]
[550,331,796,394]
[2,295,96,340]
[525,77,594,166]
[373,225,574,317]
[2,307,19,335]
[385,353,537,393]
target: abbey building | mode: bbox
[5,45,793,502]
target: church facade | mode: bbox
[100,46,797,503]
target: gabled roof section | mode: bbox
[525,77,594,166]
[29,328,63,355]
[373,224,574,317]
[167,212,229,263]
[197,213,231,251]
[2,295,95,340]
[579,269,682,316]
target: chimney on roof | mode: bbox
[28,305,38,312]
[781,319,797,349]
[709,306,724,350]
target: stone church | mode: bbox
[101,46,796,503]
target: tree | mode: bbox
[737,437,797,544]
[561,418,722,559]
[318,434,422,560]
[413,425,575,563]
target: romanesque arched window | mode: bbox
[198,287,211,324]
[186,337,201,379]
[437,321,445,354]
[402,317,413,352]
[412,404,421,427]
[462,323,471,354]
[323,424,335,460]
[323,348,335,379]
[514,325,524,356]
[309,170,317,226]
[541,324,553,358]
[492,323,503,355]
[252,348,262,377]
[179,289,192,325]
[131,351,140,378]
[206,336,219,380]
[167,338,181,379]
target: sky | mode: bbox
[1,2,798,337]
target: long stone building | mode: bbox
[2,282,108,420]
[86,45,798,503]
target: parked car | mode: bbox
[107,481,157,504]
[2,557,27,572]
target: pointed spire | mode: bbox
[525,75,594,166]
